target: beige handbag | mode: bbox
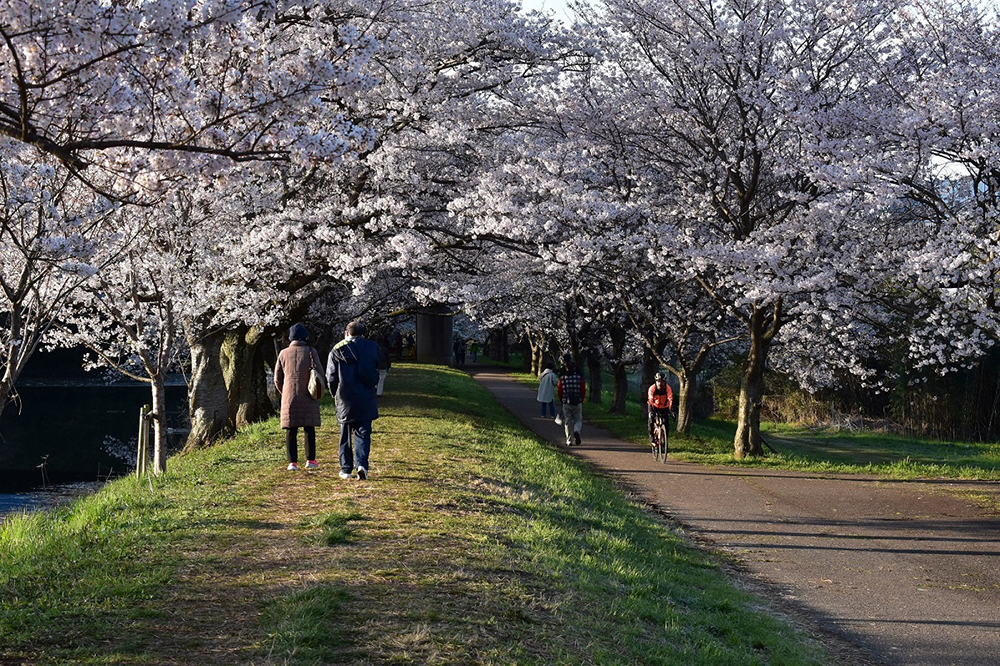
[307,351,325,400]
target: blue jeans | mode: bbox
[540,400,556,417]
[339,421,372,472]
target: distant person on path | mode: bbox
[376,339,391,397]
[536,362,558,418]
[470,341,480,361]
[558,355,586,446]
[647,371,674,449]
[393,331,403,361]
[274,323,324,471]
[326,321,381,481]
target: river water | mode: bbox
[0,481,105,523]
[1,376,188,486]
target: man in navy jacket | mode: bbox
[326,321,381,480]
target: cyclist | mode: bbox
[647,371,674,450]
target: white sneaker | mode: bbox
[357,466,367,480]
[287,462,299,471]
[339,470,350,480]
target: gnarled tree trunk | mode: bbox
[184,324,274,450]
[184,328,231,451]
[223,326,273,430]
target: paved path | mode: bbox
[467,364,1000,666]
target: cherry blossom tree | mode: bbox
[567,0,908,458]
[0,0,376,187]
[880,0,1000,373]
[0,0,380,458]
[126,0,576,449]
[0,144,126,416]
[50,207,189,475]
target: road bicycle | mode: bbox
[650,410,669,463]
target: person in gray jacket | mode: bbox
[326,320,381,480]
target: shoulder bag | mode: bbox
[307,349,325,400]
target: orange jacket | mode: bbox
[648,383,673,411]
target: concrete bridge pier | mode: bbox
[415,305,454,366]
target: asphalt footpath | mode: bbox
[467,363,1000,666]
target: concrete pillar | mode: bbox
[415,306,454,365]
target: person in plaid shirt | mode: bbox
[558,355,586,446]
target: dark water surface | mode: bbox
[1,377,188,480]
[0,481,104,523]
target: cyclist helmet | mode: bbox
[654,372,667,382]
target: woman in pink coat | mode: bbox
[274,323,323,470]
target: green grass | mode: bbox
[0,364,828,665]
[263,585,351,664]
[300,507,365,545]
[506,368,1000,481]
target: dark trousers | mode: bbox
[648,409,670,443]
[339,421,372,473]
[285,426,316,463]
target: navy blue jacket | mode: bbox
[326,336,380,424]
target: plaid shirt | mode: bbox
[558,368,586,405]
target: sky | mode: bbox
[520,0,574,22]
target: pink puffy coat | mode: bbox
[274,341,323,428]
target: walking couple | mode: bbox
[274,321,382,480]
[537,355,586,447]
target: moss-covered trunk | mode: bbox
[223,326,273,430]
[185,328,231,450]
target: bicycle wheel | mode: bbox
[657,423,668,463]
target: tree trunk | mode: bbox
[150,375,169,475]
[184,328,232,451]
[586,352,602,404]
[734,317,771,459]
[223,326,273,429]
[531,330,547,376]
[501,326,510,363]
[608,326,628,414]
[675,370,695,436]
[521,328,536,374]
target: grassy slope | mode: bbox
[0,365,827,665]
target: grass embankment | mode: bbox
[1,365,827,665]
[506,369,1000,481]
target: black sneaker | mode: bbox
[357,466,367,480]
[574,432,581,446]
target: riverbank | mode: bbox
[0,364,828,665]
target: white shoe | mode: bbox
[339,471,350,480]
[357,466,367,480]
